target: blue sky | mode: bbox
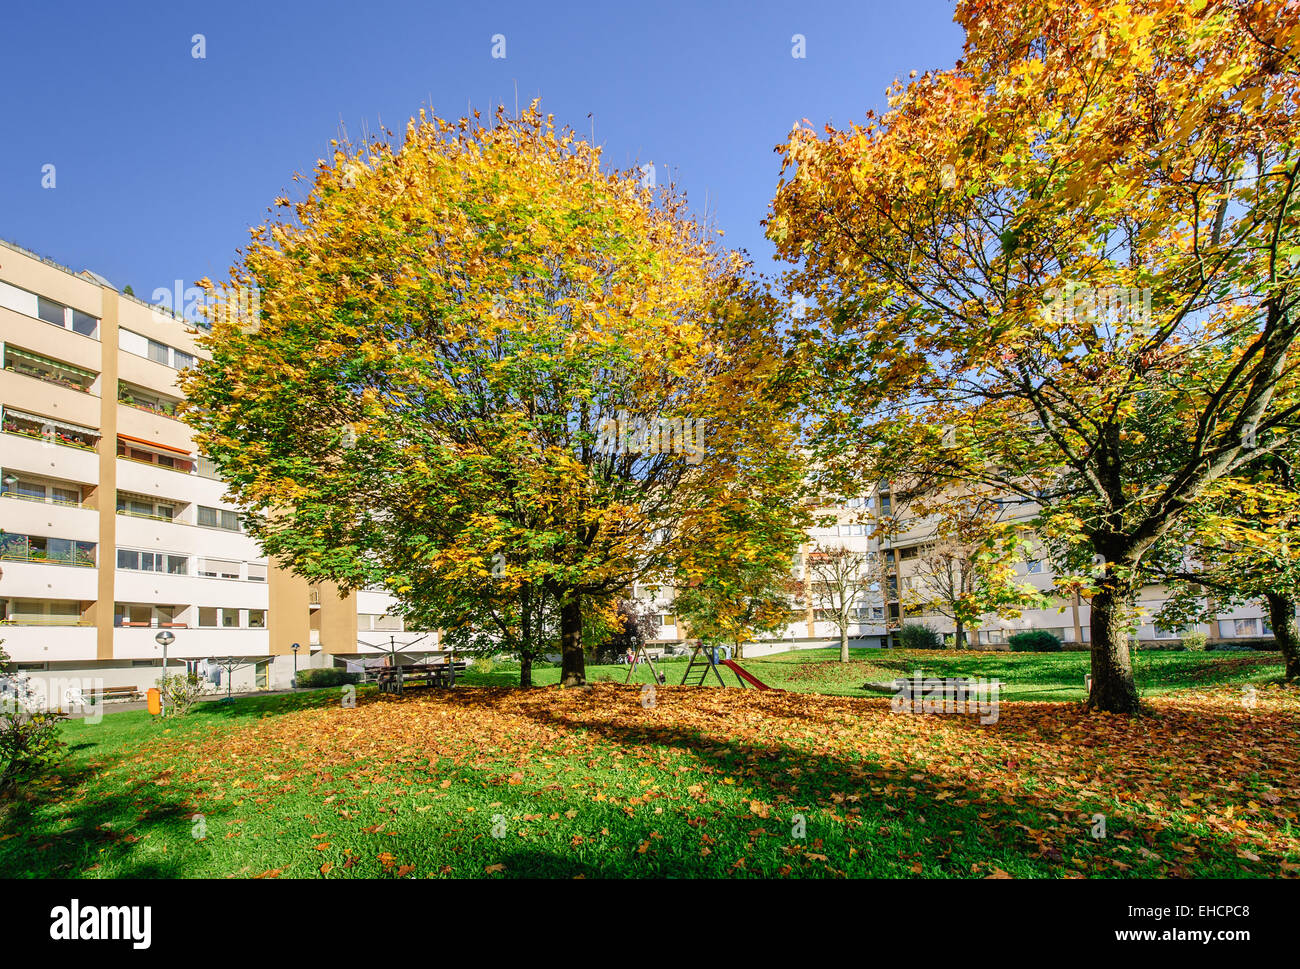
[0,0,965,295]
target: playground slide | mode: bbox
[721,659,778,691]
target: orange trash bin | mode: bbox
[146,687,161,716]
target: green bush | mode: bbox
[1007,630,1063,652]
[295,668,360,688]
[1,641,67,793]
[897,624,943,650]
[156,672,210,717]
[1180,631,1208,652]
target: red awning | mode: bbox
[118,433,191,456]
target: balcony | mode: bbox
[3,345,97,394]
[0,624,98,663]
[0,535,96,568]
[112,625,270,660]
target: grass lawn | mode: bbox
[467,646,1289,701]
[2,648,1297,879]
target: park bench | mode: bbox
[93,685,144,703]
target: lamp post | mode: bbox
[154,629,175,717]
[291,642,300,689]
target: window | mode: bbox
[1,476,82,506]
[173,350,195,370]
[199,607,219,628]
[0,533,95,566]
[37,296,66,326]
[246,563,267,582]
[899,547,918,560]
[116,493,176,520]
[1026,560,1043,574]
[198,558,240,579]
[247,609,266,628]
[197,505,242,532]
[1234,618,1259,637]
[147,339,170,365]
[661,614,677,627]
[1,598,84,625]
[221,608,240,628]
[117,549,187,574]
[71,309,97,337]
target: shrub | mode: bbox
[1180,630,1208,652]
[1008,630,1063,652]
[897,624,943,650]
[0,641,67,792]
[156,673,210,717]
[0,707,66,793]
[295,667,360,689]
[472,656,494,676]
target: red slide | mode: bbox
[721,659,779,691]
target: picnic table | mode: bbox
[374,656,467,695]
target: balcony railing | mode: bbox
[3,362,95,394]
[0,618,93,627]
[115,508,177,522]
[0,490,87,509]
[0,548,96,568]
[2,423,99,452]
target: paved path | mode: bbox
[63,687,302,720]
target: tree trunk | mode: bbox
[839,627,849,662]
[1088,581,1141,713]
[1265,591,1300,681]
[558,595,585,687]
[954,619,965,650]
[734,639,744,660]
[520,652,533,689]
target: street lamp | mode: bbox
[291,642,300,689]
[154,629,175,717]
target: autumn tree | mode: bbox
[1152,447,1300,680]
[769,0,1300,712]
[597,598,659,664]
[673,561,798,660]
[185,104,806,688]
[803,544,876,662]
[900,492,1043,649]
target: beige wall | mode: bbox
[95,287,118,660]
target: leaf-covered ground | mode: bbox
[3,675,1298,878]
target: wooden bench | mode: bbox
[87,685,144,703]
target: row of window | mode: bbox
[113,603,265,628]
[115,549,266,580]
[0,280,99,337]
[118,329,195,370]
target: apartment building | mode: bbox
[641,477,1278,655]
[0,240,435,696]
[871,482,1275,650]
